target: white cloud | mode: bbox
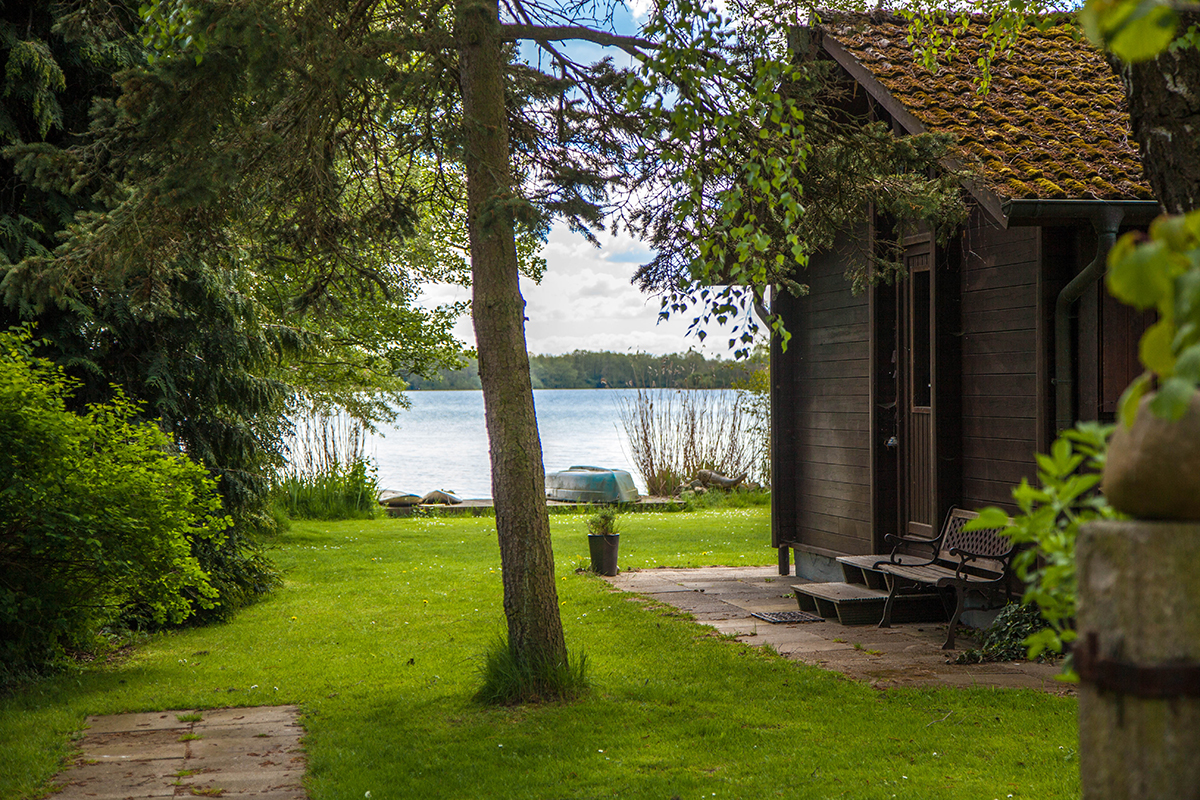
[419,223,743,357]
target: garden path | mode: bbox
[49,706,305,800]
[606,565,1074,694]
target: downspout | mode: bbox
[759,289,791,575]
[1054,206,1125,433]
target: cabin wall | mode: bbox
[1076,224,1157,423]
[957,210,1043,513]
[772,208,1129,557]
[772,229,874,558]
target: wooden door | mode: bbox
[900,238,936,538]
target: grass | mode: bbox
[273,412,380,521]
[0,507,1080,799]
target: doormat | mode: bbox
[751,610,824,624]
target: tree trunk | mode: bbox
[456,0,568,673]
[1112,18,1200,214]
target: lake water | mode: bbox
[368,389,646,498]
[366,388,750,498]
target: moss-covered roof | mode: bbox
[821,17,1153,202]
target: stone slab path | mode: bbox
[606,565,1074,694]
[51,706,305,800]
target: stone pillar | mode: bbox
[1077,520,1200,799]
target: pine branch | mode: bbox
[499,24,657,56]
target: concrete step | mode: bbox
[793,582,948,626]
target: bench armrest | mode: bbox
[946,544,1016,562]
[946,544,1016,581]
[875,532,941,567]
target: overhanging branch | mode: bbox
[500,24,656,56]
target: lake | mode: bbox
[367,388,743,499]
[368,389,642,498]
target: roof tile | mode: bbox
[822,17,1153,202]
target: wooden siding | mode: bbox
[957,212,1041,512]
[775,234,874,555]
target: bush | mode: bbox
[955,603,1052,664]
[0,328,232,677]
[732,345,771,489]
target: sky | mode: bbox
[419,2,744,358]
[420,224,740,357]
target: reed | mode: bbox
[616,388,760,496]
[273,412,380,520]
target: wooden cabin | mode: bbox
[771,18,1160,581]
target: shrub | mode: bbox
[0,328,231,677]
[955,603,1051,664]
[732,345,771,489]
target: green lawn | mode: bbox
[0,508,1080,799]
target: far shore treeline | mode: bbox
[402,350,762,390]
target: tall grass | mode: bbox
[616,388,760,496]
[273,413,380,520]
[474,635,590,705]
[732,348,771,488]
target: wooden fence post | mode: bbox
[1076,520,1200,799]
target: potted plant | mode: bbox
[586,508,621,576]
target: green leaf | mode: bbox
[1109,1,1178,62]
[1118,372,1153,428]
[1149,376,1195,420]
[1107,235,1172,309]
[1139,318,1178,376]
[1174,343,1200,382]
[1082,0,1178,62]
[1150,213,1197,251]
[964,507,1010,531]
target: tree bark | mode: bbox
[456,0,568,673]
[1112,17,1200,214]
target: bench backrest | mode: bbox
[936,508,1012,575]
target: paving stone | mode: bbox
[627,584,695,593]
[84,712,191,735]
[607,565,1075,694]
[82,730,188,761]
[50,760,179,799]
[188,735,303,766]
[723,597,797,613]
[178,768,304,795]
[202,707,301,728]
[50,707,306,800]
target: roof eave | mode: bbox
[1000,198,1161,227]
[818,32,1011,226]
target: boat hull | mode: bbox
[546,466,639,503]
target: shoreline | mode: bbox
[381,496,683,517]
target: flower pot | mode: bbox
[587,533,620,576]
[1103,392,1200,520]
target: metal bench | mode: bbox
[872,507,1015,650]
